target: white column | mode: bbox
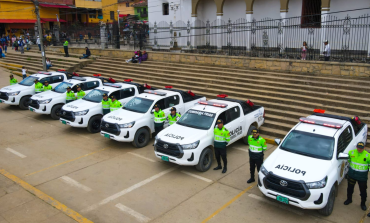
[280,12,287,54]
[246,13,253,51]
[217,15,222,50]
[191,16,197,48]
[320,10,329,55]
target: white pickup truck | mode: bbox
[59,81,147,133]
[28,76,103,119]
[154,95,265,172]
[258,111,368,216]
[0,71,72,109]
[100,87,206,148]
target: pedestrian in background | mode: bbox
[18,38,24,54]
[63,39,69,57]
[36,36,41,51]
[213,119,230,173]
[301,41,307,60]
[323,40,331,61]
[11,35,16,50]
[247,129,267,183]
[46,58,52,70]
[22,67,27,79]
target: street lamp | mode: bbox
[117,10,120,38]
[170,2,180,21]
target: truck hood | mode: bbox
[157,125,208,144]
[62,99,98,112]
[102,109,145,124]
[263,149,331,183]
[0,84,30,92]
[31,91,61,100]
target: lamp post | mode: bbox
[169,2,179,21]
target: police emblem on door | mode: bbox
[105,124,109,128]
[164,144,168,149]
[280,180,288,187]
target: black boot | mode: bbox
[213,165,222,170]
[247,178,255,184]
[361,201,367,211]
[344,199,352,205]
[222,167,227,174]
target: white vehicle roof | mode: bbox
[137,89,179,100]
[30,71,66,79]
[294,115,348,137]
[64,77,101,85]
[96,82,139,93]
[188,99,240,114]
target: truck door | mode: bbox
[50,75,64,88]
[336,125,354,184]
[224,106,243,144]
[84,81,100,94]
[119,87,136,106]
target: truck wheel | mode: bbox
[195,148,213,172]
[318,185,336,216]
[132,128,150,148]
[19,96,30,110]
[243,125,257,145]
[50,104,63,120]
[87,116,102,133]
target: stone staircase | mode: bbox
[76,57,370,144]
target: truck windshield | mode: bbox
[123,97,154,113]
[280,130,335,160]
[83,89,109,103]
[177,109,216,130]
[53,82,73,93]
[19,76,38,86]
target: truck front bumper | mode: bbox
[100,129,135,142]
[60,117,87,128]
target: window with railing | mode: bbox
[301,0,321,28]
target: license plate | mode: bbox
[161,156,169,162]
[62,120,66,125]
[29,108,34,112]
[0,100,2,103]
[276,195,289,204]
[104,134,111,139]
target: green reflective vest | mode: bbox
[66,91,75,101]
[102,99,111,109]
[10,78,18,85]
[348,149,370,181]
[35,82,43,92]
[63,41,69,46]
[248,135,267,159]
[76,90,85,99]
[167,113,181,125]
[43,85,52,91]
[154,110,165,127]
[110,100,122,111]
[214,127,230,149]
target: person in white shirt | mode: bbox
[323,40,331,61]
[22,66,27,79]
[36,36,41,51]
[46,58,52,70]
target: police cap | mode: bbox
[154,104,160,108]
[9,74,13,77]
[66,86,71,89]
[252,129,259,134]
[76,85,81,88]
[217,119,223,124]
[110,95,116,99]
[357,142,365,149]
[44,81,48,83]
[170,107,176,111]
[34,79,39,82]
[102,93,108,97]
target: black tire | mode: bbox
[132,128,150,148]
[50,104,63,120]
[195,148,213,172]
[87,116,102,133]
[243,125,257,145]
[19,96,30,110]
[318,185,336,216]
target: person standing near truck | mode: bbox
[34,79,43,94]
[153,104,165,133]
[75,85,85,100]
[66,86,75,103]
[101,93,111,115]
[9,74,18,85]
[167,107,181,125]
[109,95,122,112]
[43,81,52,91]
[247,129,267,183]
[213,119,230,174]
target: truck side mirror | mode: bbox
[274,138,281,145]
[151,109,155,114]
[338,153,349,160]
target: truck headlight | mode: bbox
[73,109,89,116]
[39,98,52,104]
[154,135,158,145]
[119,121,135,128]
[305,176,327,189]
[7,91,20,96]
[260,166,269,176]
[181,140,200,150]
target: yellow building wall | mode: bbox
[74,0,117,23]
[117,0,141,15]
[0,1,35,20]
[75,0,101,9]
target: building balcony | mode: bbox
[140,13,147,18]
[131,0,147,7]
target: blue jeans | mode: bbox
[81,54,90,59]
[38,44,41,51]
[46,64,52,70]
[22,75,27,79]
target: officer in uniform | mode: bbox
[75,85,85,100]
[213,119,230,173]
[109,95,122,112]
[43,81,52,91]
[34,79,43,94]
[247,129,267,183]
[153,104,165,133]
[344,142,370,211]
[66,86,75,103]
[9,74,18,85]
[167,107,181,125]
[101,93,111,115]
[63,39,69,57]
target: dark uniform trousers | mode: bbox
[347,177,367,202]
[154,125,164,134]
[215,147,227,167]
[103,109,110,115]
[250,157,263,178]
[64,46,69,57]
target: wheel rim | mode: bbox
[138,133,146,144]
[203,153,210,167]
[55,108,61,117]
[24,99,30,107]
[92,119,101,131]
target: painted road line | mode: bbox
[180,171,213,183]
[0,169,93,223]
[248,194,304,216]
[201,183,256,223]
[115,203,151,223]
[60,176,92,192]
[234,147,248,152]
[81,167,178,213]
[358,204,370,223]
[128,152,156,163]
[26,147,109,176]
[6,148,26,158]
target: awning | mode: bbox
[39,4,72,8]
[9,24,35,29]
[41,18,67,22]
[119,14,129,18]
[0,19,37,23]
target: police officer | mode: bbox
[75,85,85,100]
[63,39,69,57]
[66,86,75,103]
[153,104,165,133]
[247,129,267,183]
[344,142,370,211]
[213,119,230,173]
[101,93,111,115]
[34,79,43,94]
[167,107,181,125]
[43,81,52,91]
[9,74,18,85]
[109,95,122,112]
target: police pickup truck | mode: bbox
[28,76,103,120]
[100,87,206,148]
[258,110,368,216]
[154,95,265,172]
[0,71,72,110]
[59,80,147,133]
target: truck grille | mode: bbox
[101,120,120,136]
[0,92,8,101]
[156,140,183,158]
[60,109,75,122]
[29,99,40,109]
[263,173,310,200]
